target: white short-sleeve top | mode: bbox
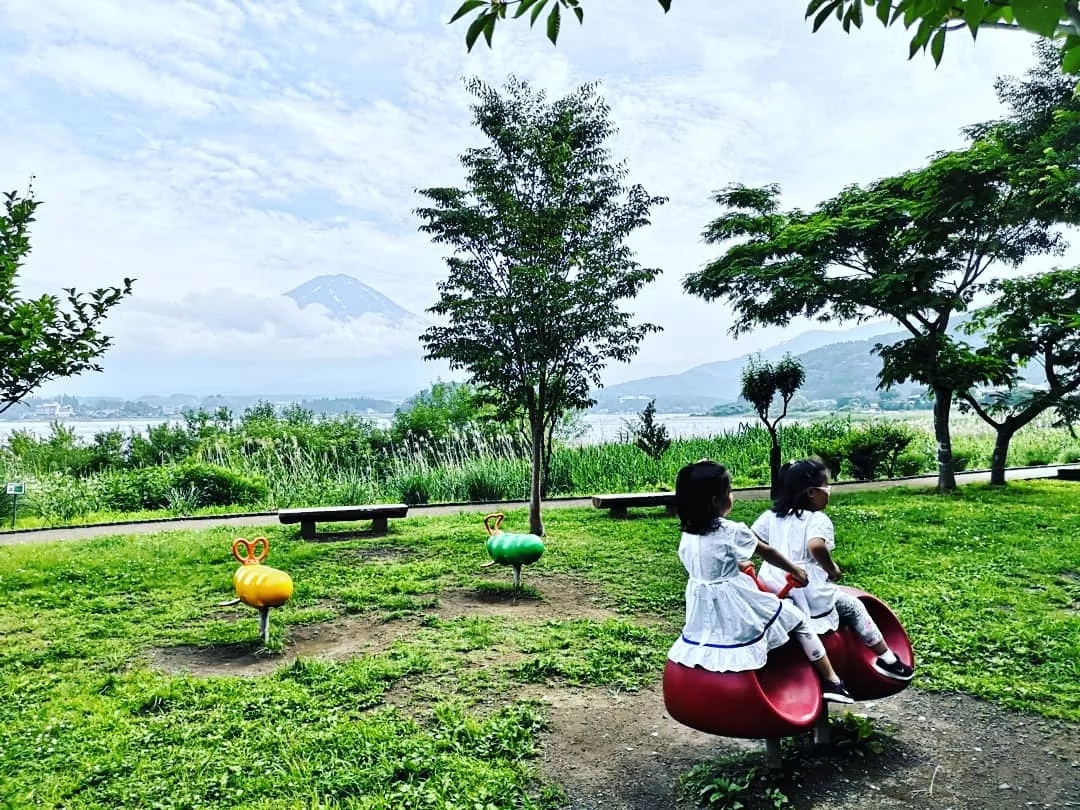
[751,509,840,634]
[666,518,806,673]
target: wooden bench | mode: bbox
[592,492,677,519]
[278,504,409,540]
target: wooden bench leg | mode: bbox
[609,505,628,519]
[300,520,316,540]
[371,516,389,535]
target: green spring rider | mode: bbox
[482,512,545,589]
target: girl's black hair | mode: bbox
[771,458,829,517]
[675,460,732,534]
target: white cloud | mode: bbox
[112,289,424,359]
[18,44,223,117]
[1,0,1069,394]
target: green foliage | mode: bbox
[8,410,1080,527]
[627,399,671,460]
[169,462,268,507]
[833,421,919,481]
[957,267,1080,482]
[450,0,1080,83]
[687,132,1076,492]
[0,185,134,414]
[392,381,492,444]
[741,354,805,492]
[740,355,806,426]
[416,77,665,534]
[6,422,103,475]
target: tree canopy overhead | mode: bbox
[415,77,665,535]
[451,0,1080,73]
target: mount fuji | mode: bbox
[284,274,424,324]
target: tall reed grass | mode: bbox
[2,412,1078,527]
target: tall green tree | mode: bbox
[955,268,1080,485]
[684,138,1071,492]
[967,41,1080,219]
[391,381,488,444]
[740,354,805,496]
[415,77,665,535]
[627,398,671,461]
[450,0,1080,71]
[1,187,134,414]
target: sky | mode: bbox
[0,0,1070,397]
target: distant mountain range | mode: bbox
[592,322,921,412]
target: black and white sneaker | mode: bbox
[822,681,855,704]
[873,657,915,681]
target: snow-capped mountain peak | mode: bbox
[284,274,419,323]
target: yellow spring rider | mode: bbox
[222,537,294,644]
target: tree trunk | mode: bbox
[540,417,556,498]
[769,432,781,498]
[990,427,1014,486]
[932,386,957,493]
[529,416,545,537]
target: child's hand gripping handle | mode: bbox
[776,573,803,599]
[739,563,806,598]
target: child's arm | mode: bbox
[808,537,843,581]
[755,539,808,586]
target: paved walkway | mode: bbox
[0,464,1073,547]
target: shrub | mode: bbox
[31,473,99,522]
[1058,446,1080,464]
[395,473,433,505]
[460,462,523,503]
[894,449,931,477]
[98,467,173,512]
[128,423,199,468]
[840,422,918,480]
[542,454,574,497]
[627,400,671,461]
[810,439,845,481]
[7,424,100,476]
[170,463,268,507]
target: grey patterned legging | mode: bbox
[780,600,827,662]
[835,592,884,648]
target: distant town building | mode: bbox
[33,402,74,419]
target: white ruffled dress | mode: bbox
[752,509,840,635]
[666,518,806,673]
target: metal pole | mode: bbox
[259,607,271,645]
[764,738,782,769]
[10,493,15,529]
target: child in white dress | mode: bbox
[751,459,914,681]
[667,460,854,703]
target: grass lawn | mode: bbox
[1,481,1078,808]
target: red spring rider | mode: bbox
[661,460,916,746]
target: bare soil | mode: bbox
[152,573,1080,810]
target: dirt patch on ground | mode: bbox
[531,683,1080,809]
[433,573,616,622]
[149,572,1080,809]
[150,573,616,678]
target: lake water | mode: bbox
[0,413,758,446]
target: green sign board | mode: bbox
[6,482,25,496]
